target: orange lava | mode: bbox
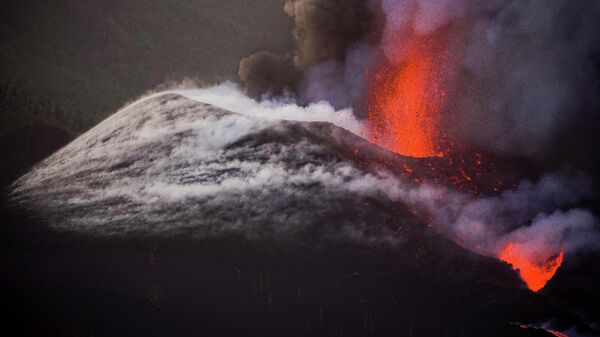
[500,242,564,292]
[367,28,454,158]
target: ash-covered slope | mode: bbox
[10,93,413,242]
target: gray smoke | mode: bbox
[239,52,300,99]
[241,0,600,158]
[406,172,600,262]
[452,0,600,157]
[239,0,375,101]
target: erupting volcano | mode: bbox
[500,242,565,292]
[3,0,600,336]
[367,27,457,158]
[364,24,574,294]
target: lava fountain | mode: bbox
[500,242,564,292]
[366,23,568,292]
[367,26,457,158]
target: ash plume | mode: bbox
[239,0,375,101]
[241,0,600,159]
[239,52,300,99]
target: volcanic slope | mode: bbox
[10,93,506,238]
[10,94,410,238]
[6,93,581,336]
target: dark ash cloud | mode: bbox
[239,52,301,99]
[239,0,376,100]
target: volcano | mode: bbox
[9,92,511,237]
[3,93,596,336]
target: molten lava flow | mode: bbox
[500,242,564,292]
[367,28,455,158]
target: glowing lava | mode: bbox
[500,242,564,292]
[367,28,455,158]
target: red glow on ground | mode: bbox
[500,242,564,292]
[367,29,454,158]
[546,329,569,337]
[518,325,569,337]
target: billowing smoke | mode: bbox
[239,0,376,103]
[241,0,600,159]
[236,0,600,276]
[239,52,300,99]
[452,0,600,158]
[232,2,600,311]
[405,172,600,261]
